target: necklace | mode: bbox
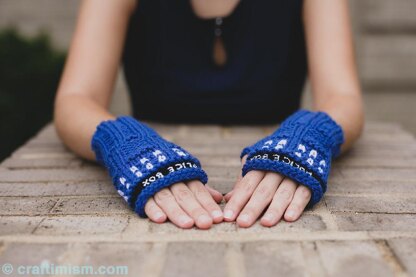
[213,16,227,66]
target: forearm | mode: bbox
[54,93,115,161]
[313,91,364,153]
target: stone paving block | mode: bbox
[325,195,416,213]
[161,242,228,277]
[237,214,326,233]
[198,156,241,167]
[0,216,43,235]
[328,179,416,195]
[363,0,416,31]
[363,123,407,133]
[343,141,416,155]
[174,137,247,147]
[0,168,108,183]
[388,238,416,275]
[34,215,128,235]
[222,126,271,139]
[11,143,72,156]
[338,168,416,181]
[243,241,306,277]
[122,216,150,236]
[69,242,151,276]
[316,241,394,277]
[179,125,224,140]
[358,131,415,143]
[204,166,240,180]
[0,181,115,197]
[360,35,416,89]
[334,143,416,168]
[149,220,236,235]
[50,197,130,215]
[334,213,416,232]
[0,242,69,270]
[208,177,236,194]
[334,156,416,168]
[1,157,82,169]
[146,122,186,139]
[0,197,57,216]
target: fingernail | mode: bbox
[212,210,223,219]
[263,213,275,222]
[224,210,234,219]
[154,212,164,220]
[239,214,250,223]
[198,214,212,224]
[179,215,192,225]
[286,210,296,219]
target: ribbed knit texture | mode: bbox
[241,110,344,207]
[91,116,208,217]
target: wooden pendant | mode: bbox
[213,35,227,66]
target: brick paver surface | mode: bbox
[0,122,415,277]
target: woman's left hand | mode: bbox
[223,155,312,227]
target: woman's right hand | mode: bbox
[145,180,224,229]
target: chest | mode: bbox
[190,0,241,19]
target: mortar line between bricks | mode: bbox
[0,241,7,256]
[0,194,119,198]
[320,200,339,231]
[325,193,416,198]
[376,240,408,277]
[300,242,327,277]
[226,242,245,277]
[48,198,62,214]
[1,231,415,243]
[138,242,168,277]
[31,217,47,235]
[55,243,90,273]
[120,215,132,234]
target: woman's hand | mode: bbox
[223,155,311,228]
[144,181,224,229]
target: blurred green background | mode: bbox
[0,28,65,161]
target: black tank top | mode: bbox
[122,0,307,125]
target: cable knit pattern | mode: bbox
[91,116,208,217]
[241,110,344,207]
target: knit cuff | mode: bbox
[91,116,208,217]
[240,110,344,207]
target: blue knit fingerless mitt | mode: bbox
[91,116,208,217]
[241,110,344,207]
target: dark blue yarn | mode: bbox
[91,116,208,217]
[241,110,344,207]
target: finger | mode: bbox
[223,170,266,222]
[205,184,224,203]
[224,189,234,202]
[237,154,248,182]
[170,182,213,229]
[144,197,167,223]
[237,172,284,228]
[226,155,251,202]
[284,184,312,222]
[153,187,194,229]
[260,178,297,227]
[188,180,224,223]
[241,154,248,166]
[225,156,250,203]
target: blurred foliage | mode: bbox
[0,28,66,161]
